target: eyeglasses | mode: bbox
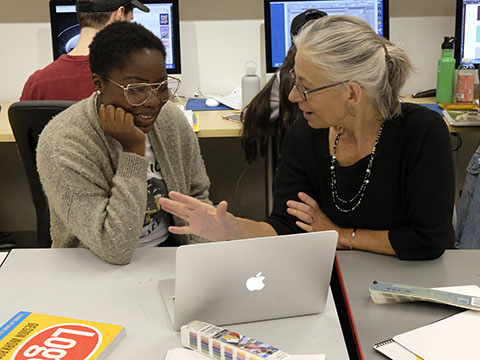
[104,76,181,106]
[289,69,348,101]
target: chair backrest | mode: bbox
[8,100,76,248]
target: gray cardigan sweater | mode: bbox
[37,94,211,264]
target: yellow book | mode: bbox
[438,102,477,110]
[0,311,124,360]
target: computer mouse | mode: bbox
[205,98,220,107]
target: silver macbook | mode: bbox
[159,230,338,330]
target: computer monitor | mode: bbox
[455,0,480,68]
[264,0,389,73]
[49,0,181,74]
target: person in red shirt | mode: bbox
[20,0,149,101]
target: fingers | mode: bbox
[100,105,133,129]
[159,192,217,221]
[115,106,135,128]
[287,200,313,215]
[168,191,207,208]
[168,225,191,235]
[297,192,320,210]
[158,197,191,220]
[99,104,117,132]
[216,200,229,217]
[296,221,313,232]
[287,207,313,224]
[124,111,134,126]
[99,104,106,129]
[105,104,117,127]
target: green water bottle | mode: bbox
[436,37,456,103]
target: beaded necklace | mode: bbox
[330,123,384,213]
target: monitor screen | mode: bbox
[49,0,181,74]
[264,0,389,73]
[455,0,480,68]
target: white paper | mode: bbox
[165,348,210,360]
[165,348,325,360]
[182,109,194,129]
[211,87,242,110]
[393,310,480,359]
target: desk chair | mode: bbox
[8,101,76,248]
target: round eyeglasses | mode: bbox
[289,69,348,101]
[104,76,182,106]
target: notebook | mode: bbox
[374,310,480,359]
[159,231,338,330]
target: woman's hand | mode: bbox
[158,191,236,241]
[99,104,145,156]
[287,192,348,248]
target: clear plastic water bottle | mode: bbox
[241,61,261,108]
[455,58,476,103]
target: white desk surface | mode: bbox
[0,248,349,359]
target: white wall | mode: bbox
[390,16,455,94]
[0,23,52,101]
[0,17,455,101]
[178,19,265,98]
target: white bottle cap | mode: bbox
[245,60,257,76]
[461,57,473,64]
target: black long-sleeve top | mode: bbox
[265,103,455,260]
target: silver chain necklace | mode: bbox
[330,123,384,213]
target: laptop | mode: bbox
[159,230,338,330]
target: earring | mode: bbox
[96,90,101,95]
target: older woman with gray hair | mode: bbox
[159,15,455,260]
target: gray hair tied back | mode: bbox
[293,15,413,120]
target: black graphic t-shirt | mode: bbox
[139,136,171,246]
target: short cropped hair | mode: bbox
[294,15,413,119]
[89,21,166,78]
[76,2,133,29]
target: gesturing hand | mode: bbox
[287,192,342,235]
[99,104,145,156]
[158,191,236,242]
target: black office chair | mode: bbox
[8,101,76,248]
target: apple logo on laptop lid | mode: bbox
[246,272,266,291]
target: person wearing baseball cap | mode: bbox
[20,0,149,101]
[290,9,327,40]
[76,0,149,13]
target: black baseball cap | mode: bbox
[290,9,327,39]
[76,0,150,13]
